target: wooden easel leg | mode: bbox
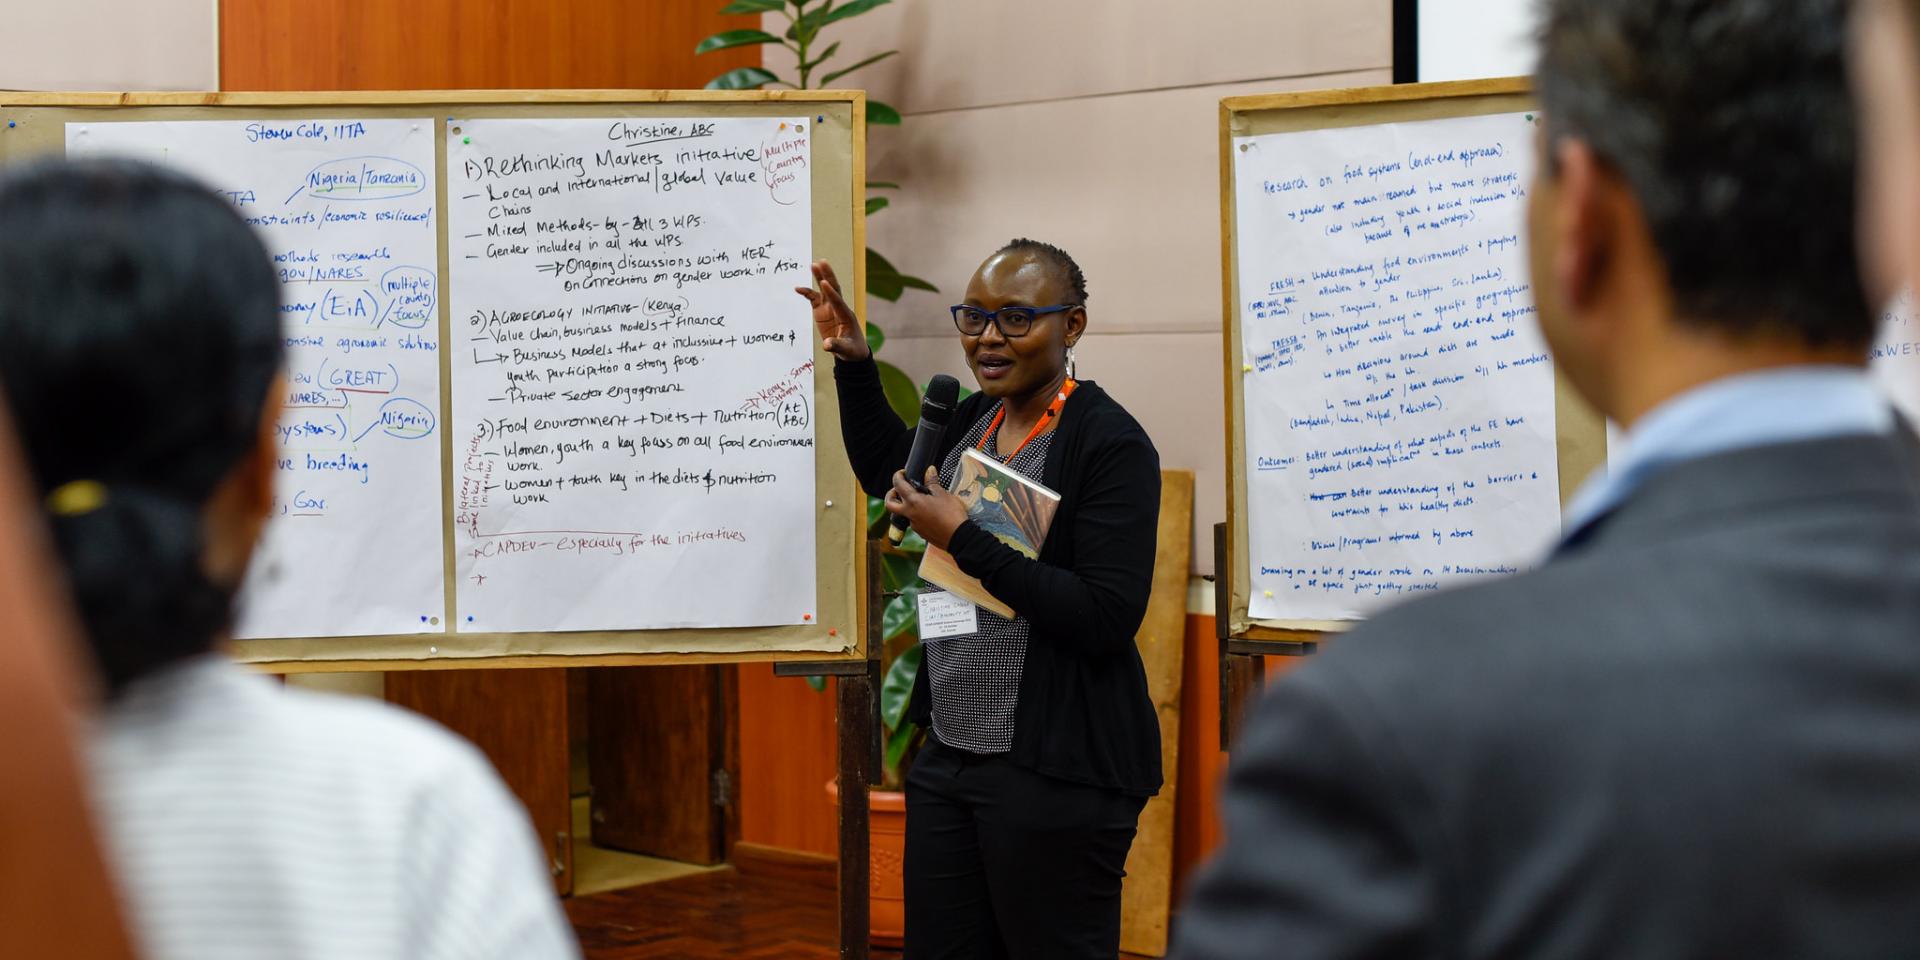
[837,664,874,959]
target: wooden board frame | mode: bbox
[1219,78,1608,643]
[0,90,869,671]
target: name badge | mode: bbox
[917,591,979,640]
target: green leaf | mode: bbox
[824,0,893,24]
[883,722,918,770]
[820,49,899,86]
[804,674,826,692]
[894,272,938,293]
[705,66,782,90]
[868,272,905,303]
[882,584,922,641]
[720,0,787,12]
[695,29,786,55]
[881,553,918,592]
[877,360,921,425]
[801,41,841,71]
[880,643,922,729]
[868,100,902,125]
[867,247,900,276]
[866,196,890,216]
[866,494,887,529]
[900,528,928,553]
[788,3,833,43]
[868,181,900,189]
[865,319,887,353]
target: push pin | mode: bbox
[429,646,439,654]
[803,613,813,621]
[828,628,839,638]
[463,136,471,145]
[1263,589,1274,598]
[1244,363,1253,372]
[824,499,835,508]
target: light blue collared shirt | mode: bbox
[1561,366,1896,542]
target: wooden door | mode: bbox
[588,665,739,865]
[387,669,573,894]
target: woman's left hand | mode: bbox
[885,467,969,551]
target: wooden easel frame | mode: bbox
[1215,79,1609,743]
[0,90,870,672]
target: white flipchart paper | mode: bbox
[1873,290,1920,419]
[68,118,447,639]
[1233,111,1562,621]
[447,117,817,633]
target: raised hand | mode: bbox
[793,259,871,362]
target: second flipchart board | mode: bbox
[0,91,868,670]
[1220,78,1607,642]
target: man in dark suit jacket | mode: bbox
[1174,1,1920,957]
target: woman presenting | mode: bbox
[798,239,1162,959]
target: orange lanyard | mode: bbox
[979,378,1077,460]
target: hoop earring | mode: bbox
[1065,345,1078,380]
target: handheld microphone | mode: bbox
[889,374,962,546]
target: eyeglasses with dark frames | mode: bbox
[950,303,1078,338]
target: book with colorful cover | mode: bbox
[919,448,1061,619]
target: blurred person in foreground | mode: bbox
[1174,1,1920,957]
[0,158,581,960]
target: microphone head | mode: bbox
[919,374,962,426]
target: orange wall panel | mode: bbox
[221,0,761,91]
[736,664,840,859]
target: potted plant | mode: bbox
[695,0,936,400]
[698,1,941,946]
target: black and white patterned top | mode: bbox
[922,403,1055,754]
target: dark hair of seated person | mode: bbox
[0,159,283,696]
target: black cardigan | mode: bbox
[835,358,1163,796]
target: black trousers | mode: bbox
[903,739,1148,960]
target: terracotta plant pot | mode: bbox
[827,780,908,948]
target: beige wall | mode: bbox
[769,2,1392,574]
[1,0,216,90]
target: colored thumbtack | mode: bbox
[803,613,813,621]
[829,628,839,637]
[463,136,471,144]
[780,122,788,130]
[429,646,439,654]
[1263,589,1274,598]
[1244,363,1253,372]
[816,115,824,123]
[466,615,474,623]
[419,615,428,623]
[5,121,13,129]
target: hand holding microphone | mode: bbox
[888,375,962,546]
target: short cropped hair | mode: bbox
[1535,0,1870,347]
[996,238,1089,305]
